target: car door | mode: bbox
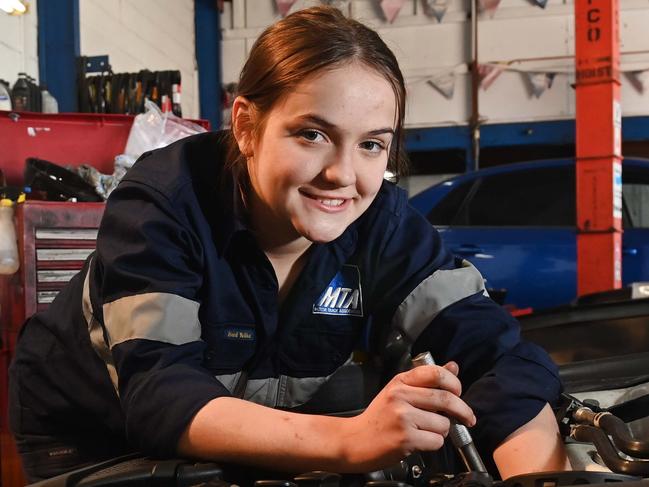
[622,164,649,284]
[428,165,577,311]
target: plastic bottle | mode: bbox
[28,75,41,112]
[172,83,182,117]
[0,79,11,111]
[0,199,19,275]
[171,71,182,117]
[40,84,59,113]
[11,73,30,112]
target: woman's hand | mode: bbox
[178,363,475,474]
[338,362,476,471]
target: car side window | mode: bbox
[426,181,474,225]
[623,167,649,229]
[459,166,576,227]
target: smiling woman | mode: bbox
[237,65,396,244]
[10,6,568,484]
[234,63,398,303]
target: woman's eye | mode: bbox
[360,141,384,153]
[300,130,325,143]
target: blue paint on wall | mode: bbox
[37,0,80,112]
[195,0,221,130]
[406,116,649,169]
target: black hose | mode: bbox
[599,413,649,459]
[573,408,649,459]
[571,425,649,476]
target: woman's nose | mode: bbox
[322,149,356,187]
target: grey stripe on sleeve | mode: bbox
[103,292,201,348]
[82,258,120,393]
[215,356,354,409]
[391,259,488,344]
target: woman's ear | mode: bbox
[231,96,255,157]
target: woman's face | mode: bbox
[244,63,397,246]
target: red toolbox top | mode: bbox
[0,110,210,186]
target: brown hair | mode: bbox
[227,6,408,177]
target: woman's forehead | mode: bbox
[271,64,398,131]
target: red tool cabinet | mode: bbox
[0,110,208,486]
[0,201,105,487]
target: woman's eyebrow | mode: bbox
[367,128,395,137]
[293,114,394,136]
[293,114,337,130]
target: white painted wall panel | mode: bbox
[480,72,575,124]
[478,15,573,61]
[406,74,471,128]
[378,22,468,73]
[621,8,649,52]
[0,1,39,85]
[79,0,198,119]
[221,39,247,84]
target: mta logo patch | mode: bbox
[313,265,363,317]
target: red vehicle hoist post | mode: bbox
[575,0,623,297]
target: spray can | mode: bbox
[0,199,19,275]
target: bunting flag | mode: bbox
[427,71,456,99]
[380,0,407,23]
[478,64,505,90]
[478,0,501,17]
[320,0,350,9]
[525,72,556,98]
[423,0,449,22]
[625,70,649,94]
[276,0,297,17]
[531,0,548,7]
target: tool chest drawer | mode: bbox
[0,200,105,486]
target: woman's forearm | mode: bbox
[493,403,572,479]
[178,365,476,473]
[178,397,351,472]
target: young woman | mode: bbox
[9,6,570,482]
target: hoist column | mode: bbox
[575,0,622,297]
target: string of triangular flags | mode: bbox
[271,0,649,97]
[412,63,649,100]
[476,64,649,98]
[275,0,349,17]
[471,63,579,99]
[274,0,548,22]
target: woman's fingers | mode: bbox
[410,407,452,436]
[399,364,462,396]
[408,387,476,427]
[443,361,459,376]
[345,360,477,469]
[393,364,475,426]
[409,428,447,452]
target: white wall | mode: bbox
[220,0,649,129]
[79,0,199,119]
[0,1,39,86]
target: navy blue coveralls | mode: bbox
[9,132,561,481]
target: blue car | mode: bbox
[409,158,649,311]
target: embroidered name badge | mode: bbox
[223,326,256,341]
[313,265,363,317]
